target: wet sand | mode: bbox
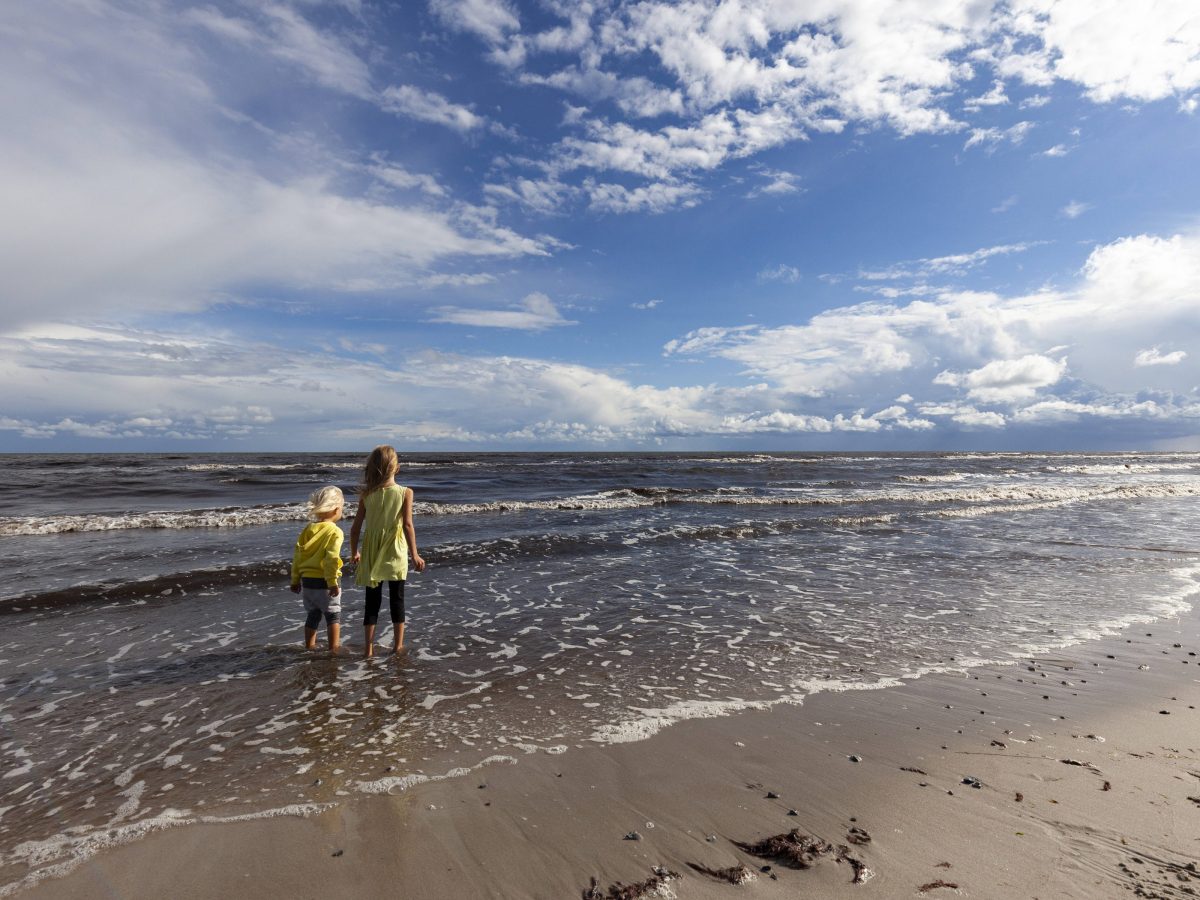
[20,606,1200,899]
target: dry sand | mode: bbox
[20,606,1200,899]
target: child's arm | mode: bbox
[349,501,366,563]
[290,536,303,593]
[324,530,344,596]
[402,488,425,572]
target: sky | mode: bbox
[1,0,1199,452]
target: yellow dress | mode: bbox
[355,484,408,588]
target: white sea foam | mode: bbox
[0,803,329,897]
[354,755,517,796]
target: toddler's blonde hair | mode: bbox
[308,485,344,520]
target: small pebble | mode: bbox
[766,791,780,799]
[787,809,798,816]
[848,755,862,763]
[331,849,343,858]
[624,831,642,841]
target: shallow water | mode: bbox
[1,451,1198,889]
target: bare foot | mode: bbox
[364,645,374,658]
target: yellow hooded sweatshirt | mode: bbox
[290,521,344,588]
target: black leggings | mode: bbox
[364,580,405,626]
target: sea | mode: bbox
[1,450,1199,891]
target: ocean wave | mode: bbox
[0,502,313,535]
[5,477,1199,537]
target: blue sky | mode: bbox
[1,0,1198,450]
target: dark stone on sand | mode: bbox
[1159,710,1171,715]
[787,809,798,816]
[961,776,983,789]
[624,831,642,841]
[848,754,862,762]
[479,783,487,789]
[766,791,780,799]
[331,849,344,857]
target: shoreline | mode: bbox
[16,578,1200,899]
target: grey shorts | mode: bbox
[301,577,342,624]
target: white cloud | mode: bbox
[585,180,704,214]
[963,120,1034,150]
[381,85,485,132]
[964,80,1009,111]
[631,299,662,310]
[1135,347,1188,367]
[934,354,1067,403]
[430,0,521,46]
[757,264,801,284]
[1041,143,1070,157]
[995,0,1200,104]
[663,231,1200,425]
[0,1,554,326]
[747,168,802,197]
[858,242,1040,280]
[420,272,498,288]
[369,162,447,196]
[428,292,576,330]
[991,195,1018,213]
[1061,200,1092,218]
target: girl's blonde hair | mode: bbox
[358,445,399,499]
[308,485,344,519]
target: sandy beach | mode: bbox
[20,592,1199,900]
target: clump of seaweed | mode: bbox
[733,829,834,869]
[581,868,681,900]
[918,879,960,893]
[687,862,757,885]
[732,829,873,884]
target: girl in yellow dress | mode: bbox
[349,445,425,657]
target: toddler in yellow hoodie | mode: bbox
[290,485,345,651]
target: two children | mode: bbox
[289,445,425,655]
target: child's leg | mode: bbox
[327,620,341,652]
[388,580,406,651]
[363,584,383,657]
[303,603,323,650]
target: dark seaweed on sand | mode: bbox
[581,869,681,899]
[732,829,874,883]
[919,879,960,892]
[687,862,756,884]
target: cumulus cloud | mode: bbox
[663,231,1200,427]
[934,354,1068,403]
[428,292,576,329]
[1135,347,1188,367]
[468,1,1200,214]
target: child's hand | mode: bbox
[290,583,301,594]
[329,586,341,599]
[412,554,426,573]
[351,551,361,564]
